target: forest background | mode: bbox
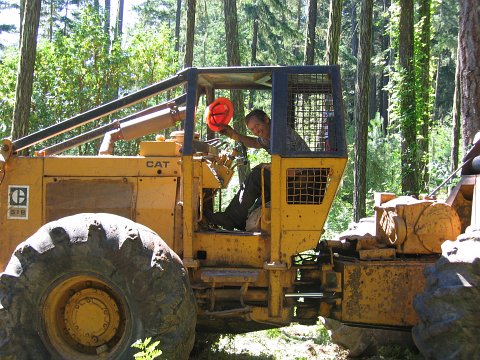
[0,0,478,237]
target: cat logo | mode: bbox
[146,160,170,168]
[8,185,29,220]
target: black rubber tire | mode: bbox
[413,229,480,360]
[0,213,196,360]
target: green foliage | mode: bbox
[315,323,332,346]
[126,26,178,86]
[366,116,402,195]
[324,116,404,237]
[242,0,302,66]
[29,5,129,153]
[131,337,162,360]
[428,124,454,196]
[265,327,282,339]
[0,47,18,139]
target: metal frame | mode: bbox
[10,66,346,160]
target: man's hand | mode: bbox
[219,125,238,140]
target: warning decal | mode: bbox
[8,185,29,220]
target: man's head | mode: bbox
[245,109,270,139]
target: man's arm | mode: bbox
[219,125,262,149]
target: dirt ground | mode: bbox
[191,323,423,360]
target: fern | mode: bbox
[132,337,162,360]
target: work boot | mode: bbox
[204,210,239,230]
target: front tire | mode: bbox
[413,229,480,359]
[0,213,196,360]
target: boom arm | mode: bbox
[99,106,186,155]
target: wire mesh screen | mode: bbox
[287,168,330,205]
[287,73,337,153]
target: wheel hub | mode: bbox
[63,288,120,347]
[42,275,127,358]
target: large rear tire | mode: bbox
[0,213,196,360]
[413,229,480,359]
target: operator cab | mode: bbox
[188,67,347,235]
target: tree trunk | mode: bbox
[249,10,259,110]
[297,0,302,30]
[224,0,248,182]
[350,2,358,59]
[200,0,209,65]
[325,0,342,65]
[353,0,374,222]
[369,74,376,120]
[399,0,418,195]
[63,0,69,35]
[304,0,317,65]
[114,0,124,42]
[417,0,432,192]
[104,0,111,38]
[379,0,390,134]
[19,0,25,46]
[451,38,461,172]
[295,0,303,60]
[459,0,480,151]
[432,56,441,123]
[184,0,196,68]
[224,0,240,67]
[49,0,53,41]
[175,0,182,53]
[251,13,258,66]
[11,0,41,143]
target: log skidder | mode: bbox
[413,228,480,359]
[0,213,196,360]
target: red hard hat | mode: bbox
[204,97,234,131]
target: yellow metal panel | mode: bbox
[198,162,219,188]
[339,259,432,326]
[198,161,234,189]
[193,232,269,268]
[270,156,282,263]
[136,177,177,249]
[268,270,283,317]
[139,141,181,157]
[280,231,321,263]
[43,156,181,177]
[182,156,198,267]
[0,157,44,270]
[279,157,347,231]
[359,248,396,260]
